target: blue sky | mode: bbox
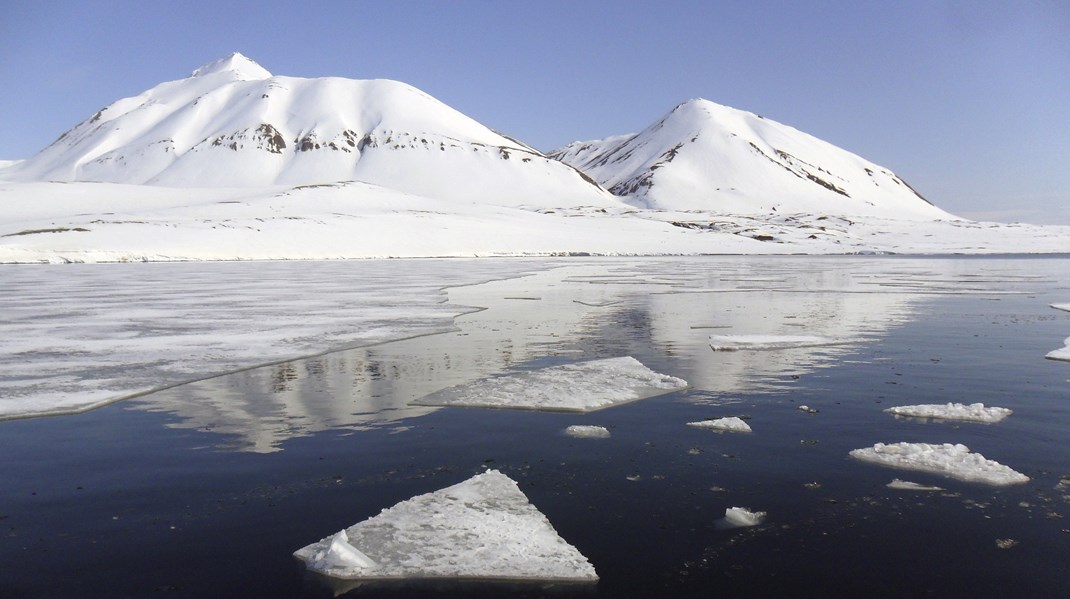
[2,0,1067,223]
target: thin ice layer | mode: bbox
[294,470,598,581]
[687,417,752,433]
[849,442,1028,486]
[415,356,687,412]
[708,334,849,351]
[884,402,1012,423]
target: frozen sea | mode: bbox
[2,256,1070,597]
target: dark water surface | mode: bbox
[2,257,1069,597]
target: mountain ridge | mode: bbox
[3,53,617,209]
[551,98,953,220]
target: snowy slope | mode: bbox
[552,99,954,219]
[4,53,614,210]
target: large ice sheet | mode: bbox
[0,260,548,420]
[415,357,687,412]
[849,442,1028,486]
[884,402,1012,423]
[294,470,598,581]
[708,334,850,352]
[1051,303,1070,313]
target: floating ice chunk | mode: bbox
[884,402,1012,423]
[887,479,944,491]
[1051,303,1070,313]
[317,531,378,569]
[724,507,766,527]
[294,470,598,581]
[849,442,1029,486]
[565,425,610,438]
[687,417,752,433]
[416,357,687,412]
[708,334,850,351]
[1047,338,1070,362]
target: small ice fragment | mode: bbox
[724,507,766,527]
[996,538,1019,549]
[887,479,944,492]
[294,470,598,581]
[565,425,610,438]
[849,442,1029,486]
[687,417,752,433]
[315,531,378,569]
[1047,338,1070,362]
[709,334,849,351]
[884,402,1012,423]
[415,356,687,412]
[798,405,818,414]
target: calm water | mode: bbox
[2,257,1069,597]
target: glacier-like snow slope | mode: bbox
[2,53,1070,259]
[551,99,954,219]
[3,53,613,210]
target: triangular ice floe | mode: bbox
[294,470,598,581]
[415,356,686,412]
[849,442,1028,486]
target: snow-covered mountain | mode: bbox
[3,52,614,209]
[4,53,1069,263]
[551,99,953,219]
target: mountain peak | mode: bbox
[190,52,272,80]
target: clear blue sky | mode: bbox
[2,0,1067,223]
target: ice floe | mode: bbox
[708,334,850,351]
[564,425,611,438]
[294,470,598,581]
[687,417,752,433]
[724,507,766,527]
[1051,303,1070,313]
[1047,338,1070,362]
[887,479,944,492]
[883,402,1012,423]
[849,442,1029,486]
[416,356,687,412]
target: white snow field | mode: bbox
[708,334,850,351]
[416,357,687,412]
[686,417,752,433]
[3,54,1070,262]
[849,442,1029,486]
[294,470,598,582]
[883,403,1013,423]
[1048,337,1070,362]
[724,507,766,527]
[564,425,611,438]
